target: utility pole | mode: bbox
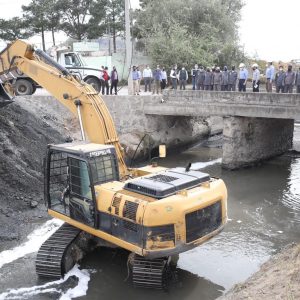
[125,0,133,95]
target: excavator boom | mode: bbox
[0,40,128,177]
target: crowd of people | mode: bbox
[99,65,119,95]
[130,63,300,95]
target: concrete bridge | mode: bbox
[143,91,298,169]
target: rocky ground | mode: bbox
[219,243,300,300]
[0,95,79,250]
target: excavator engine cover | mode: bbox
[0,83,14,107]
[124,168,210,199]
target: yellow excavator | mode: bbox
[0,40,227,289]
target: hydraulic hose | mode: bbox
[35,49,70,76]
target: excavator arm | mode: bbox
[0,40,128,178]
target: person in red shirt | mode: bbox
[102,66,110,95]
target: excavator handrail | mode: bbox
[0,40,128,178]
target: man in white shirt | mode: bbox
[170,65,178,89]
[142,65,152,92]
[252,63,260,92]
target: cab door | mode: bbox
[68,157,95,227]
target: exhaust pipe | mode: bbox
[0,83,14,108]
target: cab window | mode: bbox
[69,158,92,200]
[89,154,119,184]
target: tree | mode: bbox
[0,17,32,42]
[44,0,62,46]
[22,0,48,51]
[134,0,244,68]
[88,0,125,53]
[57,0,93,41]
[22,0,62,49]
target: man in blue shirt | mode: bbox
[266,62,275,93]
[238,63,248,92]
[132,66,140,95]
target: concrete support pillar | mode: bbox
[222,116,294,169]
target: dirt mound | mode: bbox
[219,243,300,300]
[0,95,79,243]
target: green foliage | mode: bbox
[0,17,32,42]
[134,0,245,68]
[88,0,125,52]
[22,0,48,50]
[57,0,93,41]
[145,24,215,67]
[22,0,62,49]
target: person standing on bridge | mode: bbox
[275,66,285,93]
[213,67,222,91]
[161,67,167,90]
[221,66,229,91]
[170,65,178,90]
[197,66,205,90]
[238,63,248,92]
[152,65,162,94]
[295,67,300,93]
[137,67,142,93]
[252,63,260,92]
[110,66,119,95]
[191,64,199,90]
[211,66,216,90]
[284,65,295,93]
[179,67,188,90]
[228,66,238,91]
[102,66,110,95]
[204,67,213,91]
[142,65,153,92]
[132,66,140,95]
[266,62,275,92]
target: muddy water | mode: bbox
[1,136,300,299]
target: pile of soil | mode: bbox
[0,95,79,245]
[220,243,300,300]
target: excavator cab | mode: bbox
[0,83,14,107]
[45,141,119,227]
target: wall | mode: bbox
[222,116,294,169]
[102,95,213,160]
[83,53,152,80]
[144,90,300,120]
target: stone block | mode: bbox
[222,116,294,169]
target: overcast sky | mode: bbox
[0,0,299,61]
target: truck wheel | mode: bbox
[15,79,34,96]
[85,77,101,93]
[31,85,37,95]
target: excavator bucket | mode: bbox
[0,83,14,107]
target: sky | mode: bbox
[0,0,299,61]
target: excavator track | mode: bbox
[36,223,81,279]
[132,254,171,290]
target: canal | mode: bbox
[0,132,300,299]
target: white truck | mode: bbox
[14,49,103,95]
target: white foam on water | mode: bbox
[0,218,63,269]
[59,265,91,300]
[0,265,91,300]
[190,158,222,170]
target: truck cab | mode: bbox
[57,51,103,92]
[13,50,102,95]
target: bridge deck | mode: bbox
[143,91,300,119]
